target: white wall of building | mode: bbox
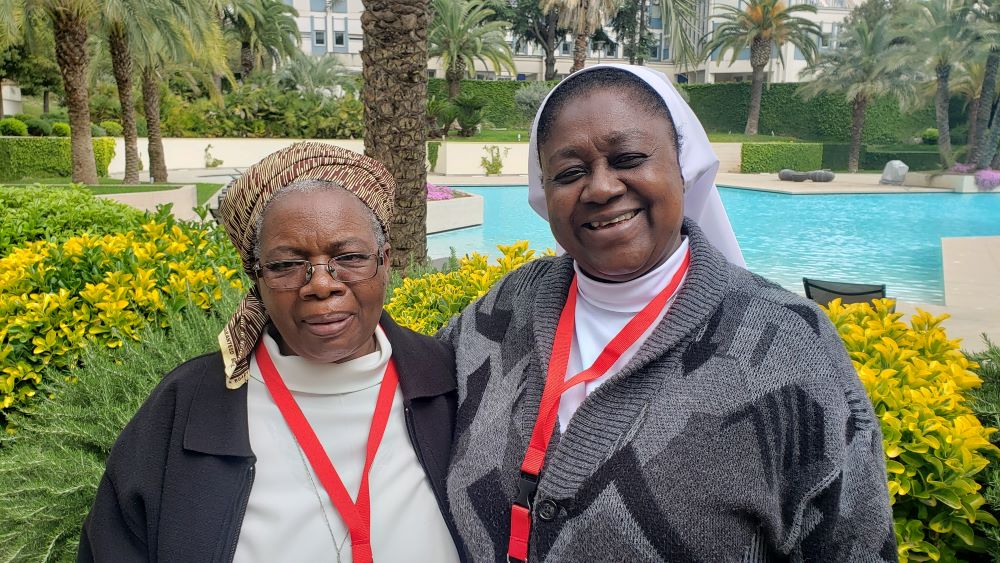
[1,80,23,116]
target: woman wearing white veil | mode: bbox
[442,65,895,562]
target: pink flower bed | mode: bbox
[427,183,461,201]
[975,169,1000,191]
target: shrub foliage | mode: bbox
[0,208,242,429]
[0,186,144,256]
[741,142,823,172]
[0,137,116,181]
[825,299,999,562]
[0,285,241,562]
[428,78,560,129]
[386,241,548,335]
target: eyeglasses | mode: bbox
[254,252,383,290]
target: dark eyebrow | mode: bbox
[266,237,373,258]
[551,128,653,161]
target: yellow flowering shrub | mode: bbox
[0,210,243,430]
[386,241,549,335]
[824,298,999,562]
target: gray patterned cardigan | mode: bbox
[441,219,897,562]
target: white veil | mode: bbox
[527,63,745,267]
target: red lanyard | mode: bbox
[256,338,399,563]
[508,249,690,562]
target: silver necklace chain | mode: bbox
[296,444,353,562]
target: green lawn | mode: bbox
[8,178,222,205]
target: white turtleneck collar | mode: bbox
[249,326,391,395]
[573,237,690,313]
[560,237,690,432]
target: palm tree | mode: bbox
[799,16,917,173]
[950,62,988,149]
[702,0,821,135]
[883,0,975,167]
[1,0,100,183]
[968,0,1000,168]
[137,2,229,182]
[361,0,431,268]
[540,0,622,73]
[277,53,356,95]
[222,0,300,79]
[429,0,515,98]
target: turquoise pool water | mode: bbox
[427,186,1000,304]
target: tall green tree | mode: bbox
[0,23,62,114]
[701,0,820,135]
[800,16,917,172]
[883,0,975,166]
[429,0,515,98]
[489,0,565,80]
[0,0,100,183]
[540,0,621,73]
[362,0,431,268]
[222,0,300,79]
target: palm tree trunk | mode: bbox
[745,37,770,136]
[637,0,647,66]
[847,95,867,174]
[973,49,1000,168]
[981,106,1000,169]
[446,58,464,98]
[934,64,954,167]
[240,42,254,80]
[745,66,765,136]
[52,12,98,184]
[571,32,588,73]
[966,96,980,152]
[544,10,558,80]
[108,26,140,184]
[361,0,430,269]
[142,67,168,183]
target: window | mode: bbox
[310,0,326,11]
[314,30,326,46]
[560,41,572,55]
[331,0,348,12]
[648,43,661,60]
[334,31,346,46]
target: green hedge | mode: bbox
[680,82,938,144]
[0,137,116,181]
[741,142,823,172]
[861,150,942,171]
[0,186,144,256]
[428,78,560,129]
[821,143,858,170]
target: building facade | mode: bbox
[284,0,857,84]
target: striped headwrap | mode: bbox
[216,142,396,389]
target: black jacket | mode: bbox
[78,313,460,562]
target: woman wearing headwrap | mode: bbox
[442,65,896,561]
[79,143,462,563]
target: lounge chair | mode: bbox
[802,277,888,307]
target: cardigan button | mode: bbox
[537,499,558,521]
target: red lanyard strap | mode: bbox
[507,250,690,563]
[256,338,399,563]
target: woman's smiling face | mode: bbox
[539,87,684,283]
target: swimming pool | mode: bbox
[427,186,1000,304]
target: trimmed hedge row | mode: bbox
[741,142,823,173]
[743,142,945,172]
[428,78,560,129]
[678,82,938,144]
[862,150,942,172]
[0,137,116,181]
